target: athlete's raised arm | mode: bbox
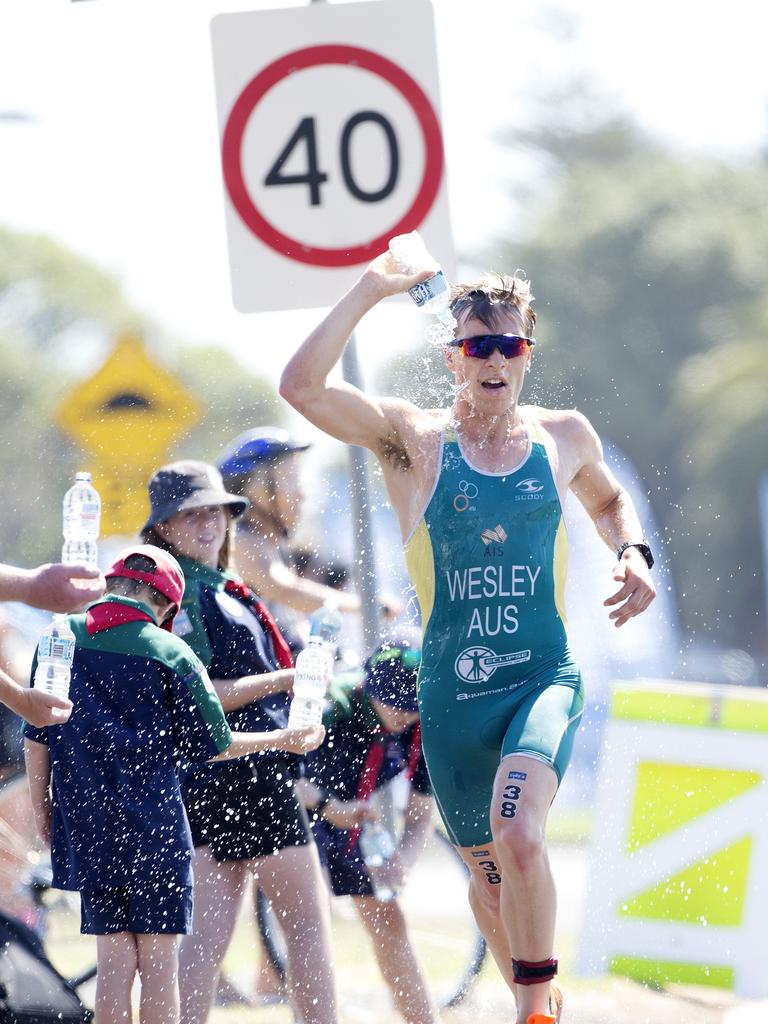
[564,410,656,627]
[279,252,430,450]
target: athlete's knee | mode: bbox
[491,811,546,874]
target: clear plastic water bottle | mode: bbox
[287,640,333,729]
[359,821,397,902]
[34,614,76,701]
[388,231,454,326]
[62,471,101,569]
[287,604,341,729]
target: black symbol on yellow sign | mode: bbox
[56,333,202,535]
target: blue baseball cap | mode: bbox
[217,427,311,478]
[363,636,421,713]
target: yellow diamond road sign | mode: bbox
[56,333,202,535]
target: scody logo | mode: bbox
[514,478,544,501]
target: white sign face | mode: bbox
[210,0,454,313]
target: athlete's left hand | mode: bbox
[603,550,656,628]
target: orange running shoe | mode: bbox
[525,983,562,1024]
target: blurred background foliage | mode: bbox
[1,91,766,655]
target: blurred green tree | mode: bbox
[175,345,283,462]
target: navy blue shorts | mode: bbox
[183,757,310,862]
[313,819,374,898]
[80,883,193,935]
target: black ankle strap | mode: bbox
[512,958,558,985]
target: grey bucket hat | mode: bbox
[141,460,249,534]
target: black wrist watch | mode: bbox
[616,541,654,570]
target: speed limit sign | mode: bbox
[210,0,454,313]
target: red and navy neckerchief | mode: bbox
[85,595,155,636]
[345,733,386,854]
[223,579,294,669]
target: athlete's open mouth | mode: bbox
[481,379,506,390]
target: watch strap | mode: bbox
[617,541,654,570]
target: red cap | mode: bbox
[105,544,185,631]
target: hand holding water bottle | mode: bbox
[21,563,105,613]
[14,685,72,727]
[359,821,399,902]
[33,615,76,704]
[361,245,435,301]
[287,602,343,730]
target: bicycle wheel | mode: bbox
[255,884,287,984]
[404,826,487,1009]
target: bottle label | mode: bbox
[64,502,100,526]
[39,635,76,664]
[79,502,100,522]
[408,270,448,308]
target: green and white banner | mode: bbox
[578,680,768,998]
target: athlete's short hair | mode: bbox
[450,272,536,338]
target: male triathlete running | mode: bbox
[280,252,656,1024]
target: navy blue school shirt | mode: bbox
[170,557,297,795]
[171,557,289,735]
[23,596,232,892]
[304,673,430,801]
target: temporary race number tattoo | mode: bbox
[472,849,501,885]
[499,770,527,819]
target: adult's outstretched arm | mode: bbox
[0,562,106,613]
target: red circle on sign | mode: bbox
[221,44,444,268]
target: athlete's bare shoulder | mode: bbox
[530,406,598,443]
[525,406,601,486]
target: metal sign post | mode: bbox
[342,332,381,651]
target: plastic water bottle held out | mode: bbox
[287,603,342,730]
[359,821,397,902]
[388,231,455,328]
[62,471,101,570]
[34,615,76,701]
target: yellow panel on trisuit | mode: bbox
[55,333,201,461]
[619,835,752,927]
[626,762,761,851]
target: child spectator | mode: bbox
[23,545,321,1024]
[299,635,438,1024]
